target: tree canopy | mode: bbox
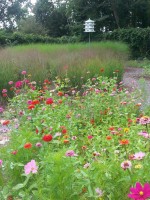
[0,0,150,36]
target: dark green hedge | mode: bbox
[102,28,150,58]
[0,31,80,46]
[1,28,150,58]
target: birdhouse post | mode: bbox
[84,18,95,44]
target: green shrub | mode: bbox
[102,28,150,58]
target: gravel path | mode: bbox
[123,67,150,107]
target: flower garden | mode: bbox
[0,48,150,199]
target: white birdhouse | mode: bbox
[84,18,95,33]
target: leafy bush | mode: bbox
[0,31,80,46]
[102,28,150,58]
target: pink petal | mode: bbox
[143,183,150,191]
[136,182,143,191]
[130,187,139,194]
[128,194,137,199]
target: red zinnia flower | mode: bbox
[35,129,39,134]
[90,119,95,124]
[32,99,40,105]
[24,143,32,149]
[64,140,69,144]
[62,129,67,134]
[119,139,129,145]
[3,93,7,97]
[2,120,10,126]
[46,98,53,105]
[100,68,104,72]
[57,91,64,96]
[28,104,35,110]
[44,79,51,84]
[58,99,63,104]
[106,136,112,140]
[108,126,115,131]
[42,134,53,142]
[11,150,18,155]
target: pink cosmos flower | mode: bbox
[21,71,26,75]
[24,160,38,175]
[65,150,77,157]
[121,160,132,170]
[128,182,150,200]
[133,152,145,160]
[15,81,23,88]
[0,160,3,166]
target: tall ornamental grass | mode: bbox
[0,42,129,97]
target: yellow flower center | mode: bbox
[139,191,144,196]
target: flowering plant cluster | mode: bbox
[0,70,150,200]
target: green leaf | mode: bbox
[12,175,31,191]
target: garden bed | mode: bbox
[0,70,150,200]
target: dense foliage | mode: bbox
[1,0,150,37]
[0,71,150,199]
[1,27,150,58]
[0,31,79,46]
[102,28,150,58]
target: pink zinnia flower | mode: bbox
[35,142,42,147]
[121,160,132,170]
[72,136,77,140]
[95,188,103,197]
[88,135,93,139]
[133,152,145,160]
[24,160,38,175]
[8,81,13,85]
[83,163,90,169]
[0,107,4,113]
[11,150,18,155]
[54,132,62,138]
[21,71,26,75]
[128,182,150,199]
[65,150,77,157]
[15,81,23,88]
[138,131,149,138]
[2,89,7,93]
[27,100,32,105]
[139,116,150,125]
[0,160,3,166]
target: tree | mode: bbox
[0,0,30,31]
[34,0,69,37]
[18,16,48,35]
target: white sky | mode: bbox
[31,0,36,5]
